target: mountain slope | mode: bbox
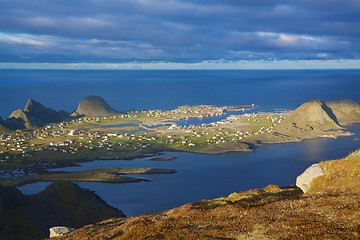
[49,150,360,240]
[309,149,360,194]
[324,99,360,125]
[23,98,47,113]
[0,181,125,240]
[261,98,352,143]
[5,98,70,130]
[72,96,119,117]
[280,97,341,130]
[0,116,10,134]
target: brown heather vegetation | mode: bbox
[310,149,360,194]
[50,149,360,240]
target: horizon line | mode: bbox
[0,59,359,70]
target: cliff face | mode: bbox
[0,181,125,240]
[72,96,119,117]
[48,150,360,240]
[5,98,70,130]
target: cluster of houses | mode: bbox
[0,105,288,164]
[0,133,33,161]
[171,105,225,121]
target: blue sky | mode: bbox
[0,0,359,69]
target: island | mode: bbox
[1,96,360,239]
[3,167,177,187]
[1,96,360,187]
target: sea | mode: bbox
[1,69,360,216]
[1,69,360,119]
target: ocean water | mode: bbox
[19,124,360,216]
[4,69,360,216]
[1,69,360,119]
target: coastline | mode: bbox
[2,122,359,187]
[2,99,360,189]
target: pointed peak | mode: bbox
[309,97,322,104]
[24,98,46,113]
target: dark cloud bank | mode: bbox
[0,0,359,63]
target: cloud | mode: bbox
[0,33,47,46]
[0,0,359,64]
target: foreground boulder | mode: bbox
[296,163,325,193]
[49,227,75,238]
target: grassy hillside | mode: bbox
[51,149,360,239]
[325,99,360,125]
[310,149,360,194]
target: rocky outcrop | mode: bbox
[49,226,75,238]
[5,98,70,130]
[8,109,31,129]
[0,181,125,240]
[296,163,325,193]
[24,98,47,113]
[72,96,119,117]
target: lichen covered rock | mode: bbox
[49,226,75,238]
[296,163,325,193]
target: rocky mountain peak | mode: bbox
[24,98,46,113]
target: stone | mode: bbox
[49,226,75,238]
[296,163,325,193]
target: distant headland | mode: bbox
[1,96,360,239]
[1,96,360,183]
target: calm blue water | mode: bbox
[5,69,360,216]
[19,124,360,216]
[1,69,360,119]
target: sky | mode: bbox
[0,0,360,69]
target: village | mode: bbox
[0,104,287,176]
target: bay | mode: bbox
[19,124,360,216]
[5,69,360,216]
